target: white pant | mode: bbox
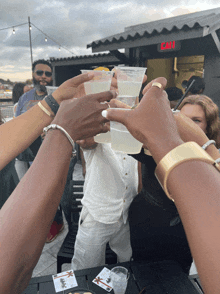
[15,159,29,181]
[71,206,132,271]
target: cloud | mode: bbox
[0,0,220,81]
[0,71,32,82]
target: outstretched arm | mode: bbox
[0,90,116,294]
[0,73,94,170]
[104,78,220,294]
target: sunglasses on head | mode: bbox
[35,70,52,77]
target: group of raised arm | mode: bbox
[0,72,116,294]
[104,77,220,294]
[1,74,220,294]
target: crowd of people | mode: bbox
[1,61,220,294]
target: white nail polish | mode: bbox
[101,110,107,118]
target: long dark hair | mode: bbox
[12,83,25,104]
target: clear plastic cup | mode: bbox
[115,66,146,97]
[94,131,111,143]
[117,95,139,108]
[81,70,113,143]
[110,110,142,154]
[46,86,58,95]
[110,266,129,294]
[81,70,113,95]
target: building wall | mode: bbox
[54,66,81,86]
[145,55,204,92]
[203,54,220,109]
[175,55,204,91]
[145,58,174,88]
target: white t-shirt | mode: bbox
[81,143,138,224]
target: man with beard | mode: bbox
[15,59,65,243]
[15,59,53,115]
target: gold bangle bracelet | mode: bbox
[38,102,54,117]
[155,142,220,201]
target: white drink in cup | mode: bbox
[46,86,58,95]
[94,130,111,143]
[81,69,113,143]
[110,109,142,154]
[110,266,129,294]
[117,95,139,108]
[118,81,141,96]
[81,70,113,94]
[95,96,138,144]
[115,66,147,97]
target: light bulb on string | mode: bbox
[45,37,47,42]
[12,27,15,34]
[29,25,32,30]
[59,47,61,51]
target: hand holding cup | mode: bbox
[102,77,183,162]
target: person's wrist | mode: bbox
[147,137,184,164]
[40,100,55,119]
[51,118,77,142]
[51,90,62,105]
[44,94,60,115]
[205,143,220,160]
[45,128,72,157]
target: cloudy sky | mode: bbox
[0,0,220,82]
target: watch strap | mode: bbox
[44,94,59,115]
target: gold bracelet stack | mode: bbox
[155,142,220,201]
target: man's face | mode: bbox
[32,63,53,93]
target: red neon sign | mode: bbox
[157,40,181,52]
[161,41,176,50]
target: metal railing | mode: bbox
[0,105,14,120]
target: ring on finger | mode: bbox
[152,82,163,89]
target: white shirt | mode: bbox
[81,143,138,224]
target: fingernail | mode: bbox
[88,72,94,78]
[102,110,107,118]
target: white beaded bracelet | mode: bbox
[43,124,76,157]
[201,140,216,150]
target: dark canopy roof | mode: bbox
[87,7,220,52]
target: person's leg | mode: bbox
[71,207,114,270]
[109,219,132,263]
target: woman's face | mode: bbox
[180,104,207,134]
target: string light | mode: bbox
[0,21,76,56]
[30,23,76,55]
[0,22,27,32]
